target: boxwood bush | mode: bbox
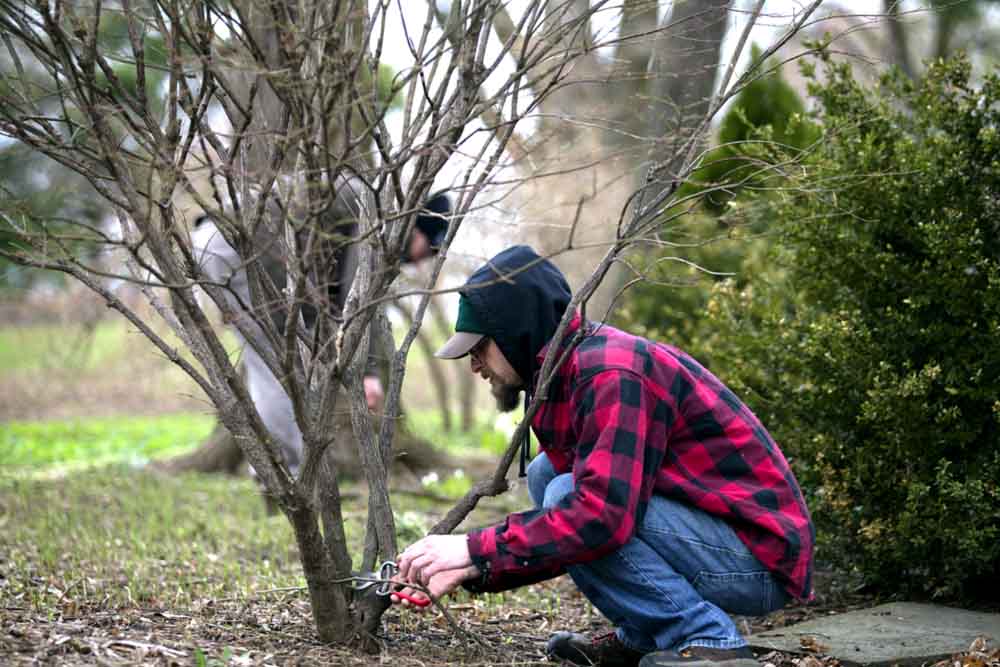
[706,55,1000,598]
[620,54,1000,598]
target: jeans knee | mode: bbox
[527,453,556,508]
[542,473,575,509]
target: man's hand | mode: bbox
[397,534,473,586]
[390,565,479,611]
[364,376,384,411]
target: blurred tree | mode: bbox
[0,10,168,290]
[883,0,1000,82]
[613,51,816,365]
[457,0,737,320]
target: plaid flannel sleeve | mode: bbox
[465,369,671,592]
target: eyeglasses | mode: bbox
[469,337,490,364]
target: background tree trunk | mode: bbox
[395,301,452,432]
[157,421,245,474]
[426,292,478,432]
[883,0,917,81]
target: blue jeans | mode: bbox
[527,452,788,652]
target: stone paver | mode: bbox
[748,602,1000,666]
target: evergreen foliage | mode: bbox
[696,56,1000,598]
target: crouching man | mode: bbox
[392,246,814,667]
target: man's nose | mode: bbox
[470,355,481,373]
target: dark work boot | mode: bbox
[639,645,758,667]
[547,631,648,667]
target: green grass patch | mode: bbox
[405,409,511,457]
[0,466,316,610]
[0,411,550,629]
[418,469,473,498]
[1,414,215,471]
[0,464,556,630]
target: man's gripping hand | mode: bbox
[397,534,473,586]
[389,565,479,610]
[390,535,480,611]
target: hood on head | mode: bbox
[414,190,452,250]
[458,245,571,385]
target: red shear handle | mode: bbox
[392,590,431,607]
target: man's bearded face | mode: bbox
[469,338,523,412]
[491,383,521,413]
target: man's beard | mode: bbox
[491,382,522,412]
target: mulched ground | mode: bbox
[0,568,928,667]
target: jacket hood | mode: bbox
[461,246,571,385]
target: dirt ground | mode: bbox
[0,569,875,666]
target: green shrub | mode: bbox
[613,214,776,370]
[701,55,1000,598]
[682,45,820,213]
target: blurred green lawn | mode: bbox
[0,414,215,471]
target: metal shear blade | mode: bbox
[353,560,431,607]
[350,560,430,607]
[350,560,397,595]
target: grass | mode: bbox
[1,414,216,471]
[0,313,242,376]
[0,465,310,611]
[0,419,521,620]
[0,301,583,663]
[0,459,586,666]
[0,304,497,424]
[0,461,562,615]
[0,409,519,615]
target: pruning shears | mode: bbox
[351,560,431,608]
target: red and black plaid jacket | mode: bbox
[466,315,814,600]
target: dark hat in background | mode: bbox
[435,294,487,359]
[414,190,452,249]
